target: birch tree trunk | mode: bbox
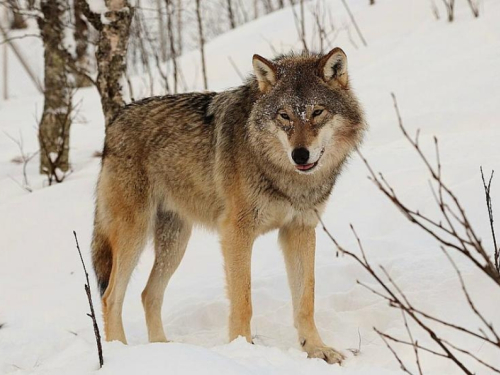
[80,0,134,126]
[37,0,72,179]
[73,0,92,87]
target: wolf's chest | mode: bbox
[255,198,320,234]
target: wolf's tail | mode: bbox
[91,220,113,297]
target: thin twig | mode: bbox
[480,167,499,273]
[340,0,367,46]
[73,231,104,368]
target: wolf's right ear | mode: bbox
[319,48,348,88]
[253,54,277,93]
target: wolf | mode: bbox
[92,47,366,364]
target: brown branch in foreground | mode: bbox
[316,213,483,374]
[358,93,500,287]
[481,167,499,273]
[313,92,500,374]
[73,231,103,368]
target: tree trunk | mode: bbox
[73,0,92,87]
[157,0,167,61]
[37,0,72,179]
[195,0,207,90]
[165,0,178,93]
[176,0,182,56]
[80,0,134,126]
[99,0,133,125]
[226,0,236,29]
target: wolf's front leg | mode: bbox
[220,212,255,343]
[279,224,345,365]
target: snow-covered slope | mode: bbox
[1,0,499,374]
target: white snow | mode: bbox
[1,0,500,374]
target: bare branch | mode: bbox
[73,231,104,368]
[481,167,499,273]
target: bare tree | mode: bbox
[176,0,182,55]
[195,0,207,90]
[37,0,72,179]
[165,0,178,93]
[79,0,134,126]
[156,0,167,61]
[226,0,236,29]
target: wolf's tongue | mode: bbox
[296,163,315,171]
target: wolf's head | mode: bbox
[248,48,366,175]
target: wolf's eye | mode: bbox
[279,113,290,121]
[312,109,324,117]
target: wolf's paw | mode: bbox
[305,345,345,365]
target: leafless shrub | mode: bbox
[317,93,499,374]
[309,0,336,53]
[4,131,38,192]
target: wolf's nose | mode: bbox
[292,148,310,165]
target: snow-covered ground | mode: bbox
[1,0,499,374]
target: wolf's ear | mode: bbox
[319,48,348,88]
[253,54,277,93]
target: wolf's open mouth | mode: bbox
[296,162,318,171]
[295,148,325,172]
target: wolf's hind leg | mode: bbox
[101,212,149,344]
[279,224,345,365]
[142,210,192,343]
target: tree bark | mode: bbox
[80,0,134,126]
[37,0,72,178]
[73,0,92,87]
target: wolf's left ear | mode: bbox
[319,48,348,88]
[253,54,277,93]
